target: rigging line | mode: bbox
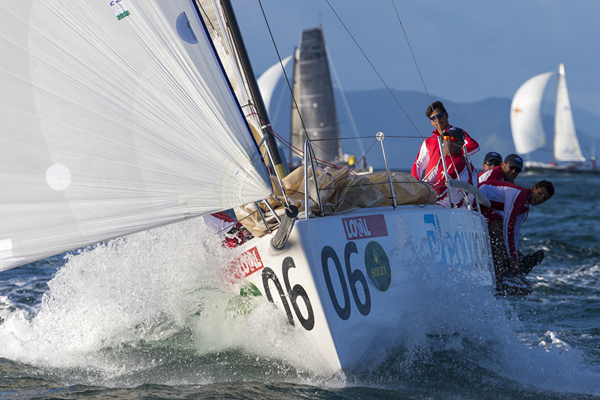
[257,0,313,148]
[391,0,435,111]
[353,139,379,169]
[250,111,354,173]
[327,46,367,156]
[324,0,423,138]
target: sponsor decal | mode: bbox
[364,241,391,292]
[109,0,130,20]
[234,246,264,280]
[342,214,388,241]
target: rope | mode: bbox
[324,0,423,138]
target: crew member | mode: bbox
[478,180,555,285]
[411,100,479,184]
[479,153,523,184]
[481,152,502,172]
[432,127,476,209]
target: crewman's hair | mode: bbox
[426,101,447,118]
[534,180,555,197]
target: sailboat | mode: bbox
[0,0,494,373]
[510,63,598,174]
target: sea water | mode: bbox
[0,173,599,399]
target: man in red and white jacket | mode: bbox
[478,180,555,283]
[411,101,479,184]
[478,153,523,184]
[431,127,476,209]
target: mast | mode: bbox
[219,0,288,178]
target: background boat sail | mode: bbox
[0,0,494,373]
[259,26,370,171]
[290,26,342,167]
[510,63,597,173]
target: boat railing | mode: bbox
[376,132,397,209]
[301,133,488,219]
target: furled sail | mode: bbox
[510,71,555,155]
[290,27,342,165]
[554,63,585,161]
[0,1,272,270]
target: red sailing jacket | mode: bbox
[411,125,480,183]
[478,181,531,260]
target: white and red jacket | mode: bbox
[432,153,476,209]
[478,165,505,184]
[411,125,480,183]
[478,181,531,260]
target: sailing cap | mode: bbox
[484,152,502,163]
[504,154,524,171]
[443,127,465,141]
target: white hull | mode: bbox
[525,161,599,175]
[231,205,494,373]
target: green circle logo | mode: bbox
[364,241,391,292]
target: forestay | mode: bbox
[0,0,272,270]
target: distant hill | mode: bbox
[268,88,600,171]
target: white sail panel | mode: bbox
[510,71,555,154]
[258,55,292,117]
[554,63,585,161]
[0,0,272,270]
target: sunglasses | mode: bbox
[429,112,447,121]
[486,161,500,167]
[443,135,463,143]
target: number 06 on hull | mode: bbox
[232,205,494,373]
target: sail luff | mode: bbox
[554,63,585,162]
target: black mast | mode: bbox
[220,0,288,178]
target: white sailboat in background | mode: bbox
[510,63,598,174]
[0,0,494,373]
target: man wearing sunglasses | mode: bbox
[431,127,476,209]
[411,101,480,184]
[481,152,502,172]
[479,153,523,185]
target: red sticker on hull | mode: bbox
[233,246,265,280]
[342,214,388,240]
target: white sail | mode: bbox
[554,63,585,161]
[258,55,292,116]
[0,1,272,270]
[510,71,555,155]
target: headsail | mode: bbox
[0,1,272,270]
[510,71,554,155]
[554,63,585,161]
[290,27,342,165]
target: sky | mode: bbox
[231,0,600,116]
